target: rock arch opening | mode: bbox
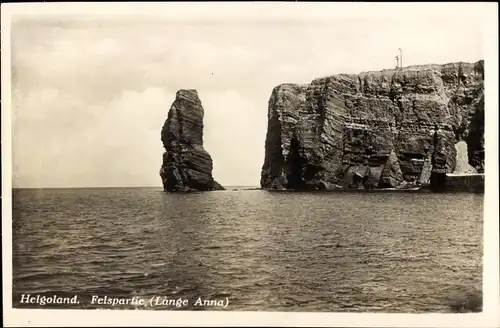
[453,140,477,174]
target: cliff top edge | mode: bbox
[358,60,484,76]
[175,89,199,97]
[273,60,484,89]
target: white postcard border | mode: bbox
[2,2,498,327]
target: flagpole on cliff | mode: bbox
[399,48,403,68]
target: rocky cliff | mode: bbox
[160,89,224,191]
[261,61,485,190]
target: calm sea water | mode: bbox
[12,188,483,312]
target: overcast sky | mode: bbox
[9,3,488,188]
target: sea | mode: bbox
[11,187,483,312]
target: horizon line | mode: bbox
[11,185,261,190]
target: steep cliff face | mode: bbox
[261,61,484,190]
[160,90,224,191]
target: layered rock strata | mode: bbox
[261,61,485,191]
[160,89,224,191]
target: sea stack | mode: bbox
[160,89,224,191]
[260,61,485,191]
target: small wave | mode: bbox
[211,292,232,298]
[15,271,79,282]
[150,262,167,268]
[281,248,301,253]
[314,243,343,249]
[204,245,222,250]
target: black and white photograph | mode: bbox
[2,2,499,327]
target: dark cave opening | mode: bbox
[467,102,485,173]
[303,164,321,181]
[430,172,447,192]
[285,136,305,189]
[430,130,446,191]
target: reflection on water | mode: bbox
[12,188,483,312]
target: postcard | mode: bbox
[2,2,498,327]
